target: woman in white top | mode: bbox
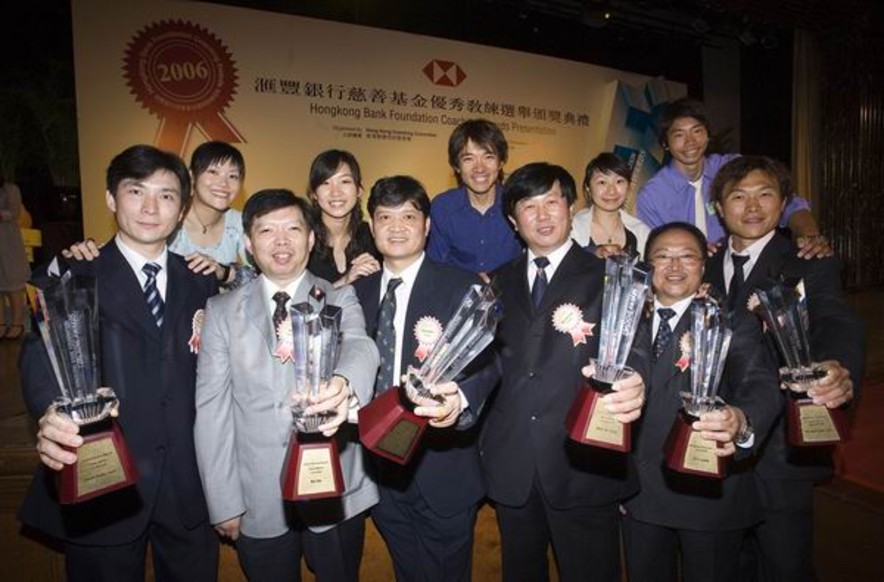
[169,141,251,287]
[571,152,651,259]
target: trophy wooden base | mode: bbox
[664,410,725,479]
[565,380,631,452]
[358,386,428,465]
[786,395,846,446]
[281,432,344,501]
[57,420,139,504]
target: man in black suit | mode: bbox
[705,155,864,582]
[622,222,781,582]
[18,145,219,581]
[353,176,498,582]
[480,162,649,582]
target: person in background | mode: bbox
[427,119,523,275]
[570,152,651,259]
[636,97,830,258]
[169,141,250,288]
[0,177,31,339]
[18,145,219,581]
[705,155,864,582]
[306,149,381,287]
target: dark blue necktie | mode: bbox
[142,263,164,327]
[374,278,403,393]
[531,256,550,308]
[728,254,750,310]
[653,307,677,361]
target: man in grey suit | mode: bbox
[194,189,379,581]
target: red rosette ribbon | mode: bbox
[124,20,244,155]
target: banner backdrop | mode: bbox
[72,0,684,240]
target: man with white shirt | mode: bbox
[193,189,379,582]
[622,222,781,582]
[352,176,498,582]
[480,162,649,581]
[705,156,864,582]
[18,145,220,581]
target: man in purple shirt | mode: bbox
[637,98,829,257]
[427,119,524,274]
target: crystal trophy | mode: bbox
[359,281,502,464]
[663,296,733,478]
[281,286,345,500]
[753,280,845,446]
[565,256,652,451]
[31,272,138,504]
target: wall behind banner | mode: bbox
[72,0,685,242]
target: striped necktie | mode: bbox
[374,277,403,393]
[142,262,164,327]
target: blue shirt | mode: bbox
[636,153,811,244]
[427,186,523,273]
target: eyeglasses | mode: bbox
[650,254,703,267]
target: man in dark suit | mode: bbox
[18,145,220,581]
[481,162,649,582]
[705,155,864,582]
[622,222,781,582]
[353,176,498,582]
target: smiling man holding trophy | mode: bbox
[481,162,650,582]
[353,176,499,582]
[18,145,220,581]
[622,222,781,582]
[705,156,865,582]
[194,190,379,582]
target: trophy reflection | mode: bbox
[664,296,732,478]
[281,286,345,501]
[566,255,652,452]
[359,281,502,465]
[32,272,138,504]
[753,281,845,446]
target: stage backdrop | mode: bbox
[71,0,685,241]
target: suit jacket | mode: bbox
[194,272,379,537]
[18,240,218,545]
[705,232,866,481]
[353,258,499,517]
[481,244,652,508]
[625,304,781,530]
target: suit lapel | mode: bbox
[100,241,161,342]
[742,233,791,298]
[505,253,533,317]
[651,310,692,391]
[245,278,276,354]
[163,255,192,349]
[535,245,583,315]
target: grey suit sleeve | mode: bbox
[193,298,246,525]
[332,285,380,408]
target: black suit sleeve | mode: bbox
[804,257,866,401]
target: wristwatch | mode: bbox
[735,416,754,446]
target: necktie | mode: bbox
[531,257,550,308]
[691,178,707,236]
[375,278,403,393]
[728,254,750,310]
[272,291,290,334]
[142,263,164,327]
[653,307,677,362]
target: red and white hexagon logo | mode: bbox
[422,59,467,87]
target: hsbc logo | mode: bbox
[422,60,467,87]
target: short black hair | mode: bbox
[106,145,191,205]
[582,152,633,205]
[367,176,431,217]
[710,155,794,206]
[502,162,577,218]
[644,221,708,261]
[658,97,709,148]
[190,141,245,180]
[242,189,316,235]
[448,118,508,170]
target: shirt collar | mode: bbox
[727,229,777,261]
[115,234,168,273]
[654,293,696,323]
[382,252,425,293]
[260,271,308,310]
[527,239,573,272]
